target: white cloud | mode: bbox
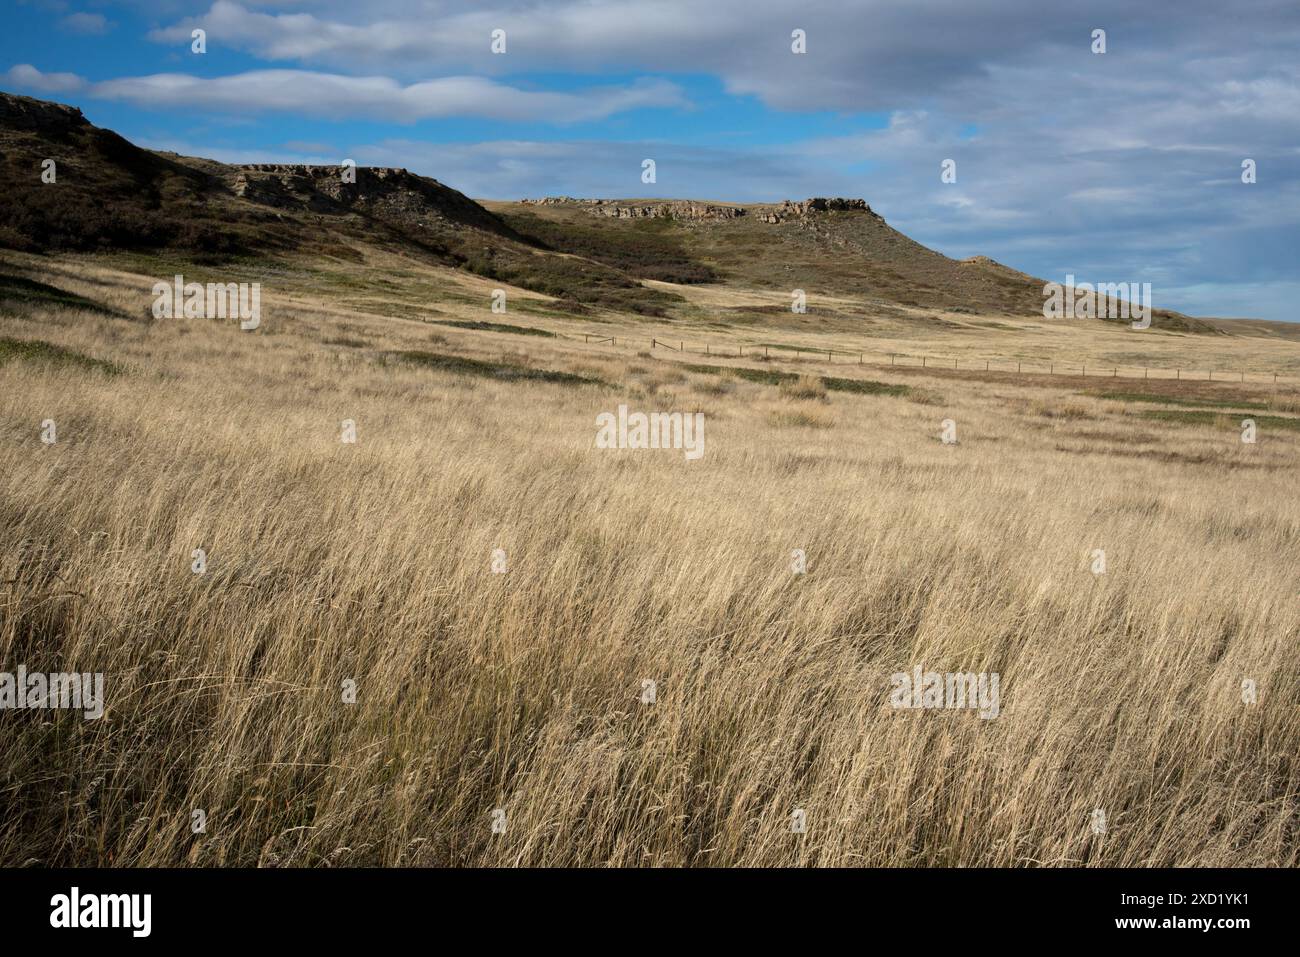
[144,72,682,123]
[9,65,686,123]
[147,1,1300,113]
[60,12,112,35]
[3,64,86,93]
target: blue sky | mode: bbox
[4,0,1298,321]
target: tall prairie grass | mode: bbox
[1,257,1297,866]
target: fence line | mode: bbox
[570,334,1294,387]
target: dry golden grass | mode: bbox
[1,251,1298,867]
[778,374,829,403]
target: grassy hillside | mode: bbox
[0,91,682,317]
[3,91,1214,330]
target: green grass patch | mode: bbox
[821,373,913,397]
[430,319,556,337]
[679,361,910,397]
[393,350,603,387]
[1137,409,1300,431]
[1088,389,1268,412]
[0,336,123,375]
[454,236,681,318]
[0,273,120,317]
[102,250,294,279]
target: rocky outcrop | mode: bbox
[231,164,511,234]
[754,198,875,223]
[591,200,745,221]
[788,197,868,214]
[0,91,87,135]
[234,164,432,204]
[520,195,874,224]
[522,197,744,221]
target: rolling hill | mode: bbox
[0,90,1209,331]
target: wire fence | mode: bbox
[562,335,1300,387]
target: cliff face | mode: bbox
[752,198,878,223]
[229,164,514,235]
[0,91,87,136]
[521,197,744,221]
[588,201,745,221]
[520,196,879,224]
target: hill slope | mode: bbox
[0,90,1209,329]
[491,196,1210,331]
[0,91,681,316]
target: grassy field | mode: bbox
[1,248,1298,867]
